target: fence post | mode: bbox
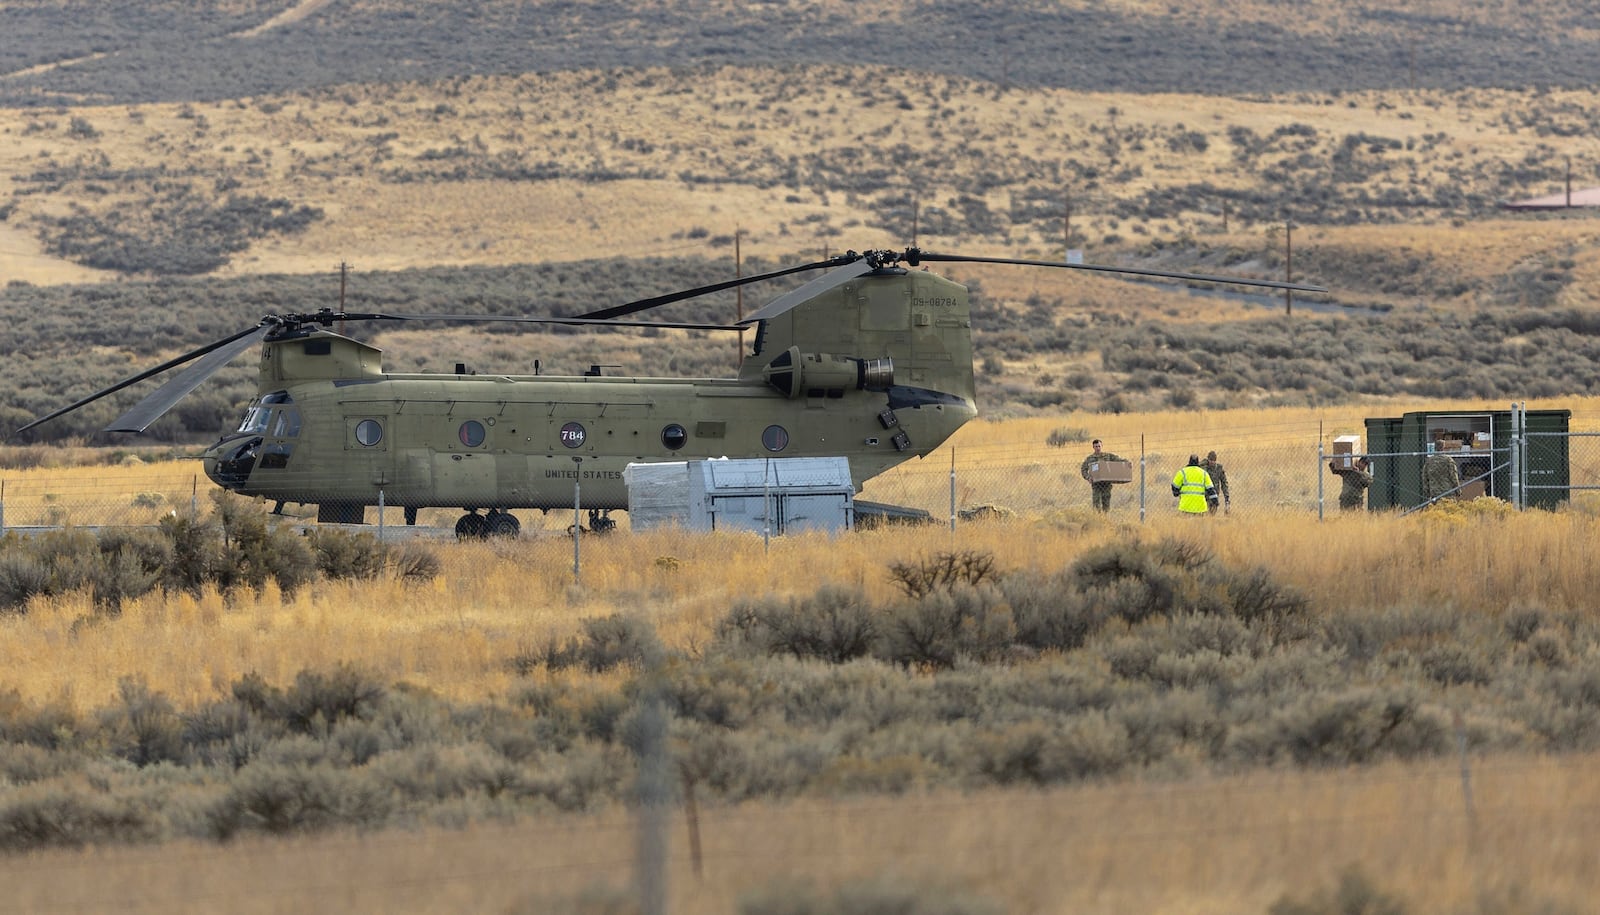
[377,489,385,542]
[572,456,583,584]
[1138,434,1146,523]
[949,448,957,534]
[1317,438,1325,521]
[1509,402,1521,510]
[0,479,5,534]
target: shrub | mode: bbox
[887,549,997,599]
[0,785,162,851]
[215,494,317,595]
[973,713,1131,785]
[307,528,389,580]
[97,677,185,767]
[156,512,225,595]
[879,585,1015,669]
[1006,573,1106,652]
[541,614,664,672]
[389,541,442,582]
[1228,688,1448,766]
[0,690,80,750]
[1224,566,1311,633]
[182,698,269,770]
[278,665,387,734]
[1045,426,1090,448]
[0,551,50,611]
[230,665,386,736]
[718,585,880,663]
[207,761,394,839]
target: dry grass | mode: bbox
[1,754,1596,914]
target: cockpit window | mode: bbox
[272,409,301,438]
[237,391,293,434]
[237,406,271,434]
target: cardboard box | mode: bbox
[1472,432,1491,451]
[1086,460,1134,484]
[1460,480,1487,500]
[1332,435,1361,468]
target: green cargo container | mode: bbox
[1360,408,1570,511]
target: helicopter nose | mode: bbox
[203,435,261,489]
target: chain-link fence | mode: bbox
[4,420,1598,540]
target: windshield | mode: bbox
[235,391,292,434]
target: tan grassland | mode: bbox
[6,438,1600,710]
[3,753,1598,914]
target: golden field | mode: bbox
[4,399,1599,709]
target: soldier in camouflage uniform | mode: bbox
[1331,456,1372,511]
[1080,438,1126,513]
[1201,450,1230,513]
[1423,447,1461,502]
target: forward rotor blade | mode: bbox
[374,313,741,331]
[908,251,1328,293]
[741,258,876,324]
[574,256,859,321]
[7,324,269,440]
[105,326,272,433]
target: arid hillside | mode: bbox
[5,0,1600,105]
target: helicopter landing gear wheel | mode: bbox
[588,509,616,535]
[404,506,418,526]
[454,512,489,540]
[485,509,521,538]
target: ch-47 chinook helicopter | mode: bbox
[10,248,1322,536]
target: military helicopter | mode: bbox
[9,248,1323,536]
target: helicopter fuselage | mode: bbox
[201,365,976,514]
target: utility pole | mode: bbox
[338,261,350,334]
[1284,219,1294,316]
[735,227,745,366]
[1063,190,1072,257]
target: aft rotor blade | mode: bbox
[574,256,859,321]
[372,313,742,331]
[7,324,269,440]
[740,258,876,324]
[907,251,1328,293]
[105,326,272,433]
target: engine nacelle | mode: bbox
[762,346,893,399]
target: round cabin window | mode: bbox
[560,422,587,448]
[661,423,688,451]
[459,420,486,447]
[762,424,789,452]
[355,419,383,447]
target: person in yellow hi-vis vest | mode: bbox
[1171,454,1217,516]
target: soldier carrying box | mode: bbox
[1080,438,1131,513]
